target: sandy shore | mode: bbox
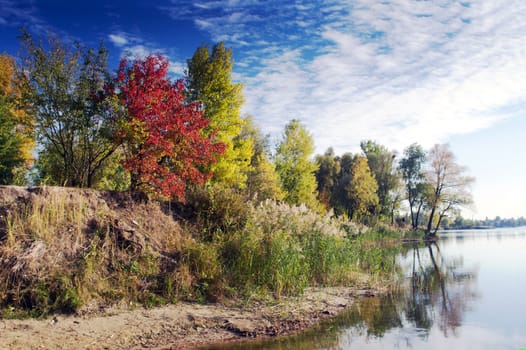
[1,285,380,349]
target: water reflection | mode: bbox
[405,242,477,338]
[200,229,526,350]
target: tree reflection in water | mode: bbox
[351,241,478,341]
[201,241,479,350]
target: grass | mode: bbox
[0,186,404,318]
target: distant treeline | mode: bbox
[442,216,526,229]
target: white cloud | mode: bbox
[108,31,186,78]
[163,0,526,156]
[108,33,128,47]
[237,0,526,154]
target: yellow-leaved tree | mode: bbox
[186,42,253,189]
[0,54,35,184]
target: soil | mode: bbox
[1,286,381,350]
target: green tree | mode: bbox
[240,116,284,202]
[331,152,354,216]
[315,147,341,210]
[0,96,24,184]
[275,119,319,209]
[399,143,427,229]
[425,144,475,237]
[344,155,379,221]
[361,140,400,221]
[186,42,252,188]
[19,32,117,187]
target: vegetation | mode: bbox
[113,55,223,200]
[0,31,484,318]
[275,119,319,210]
[0,186,399,317]
[0,54,34,184]
[424,144,475,237]
[19,32,117,188]
[186,42,253,189]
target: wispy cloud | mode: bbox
[0,0,48,33]
[164,0,526,154]
[107,31,186,76]
[108,33,128,47]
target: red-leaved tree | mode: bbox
[112,55,224,200]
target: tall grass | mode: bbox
[0,187,402,317]
[218,201,399,298]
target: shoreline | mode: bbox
[2,285,383,350]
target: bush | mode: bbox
[185,186,251,241]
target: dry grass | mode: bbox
[0,186,189,317]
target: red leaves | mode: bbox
[113,55,224,201]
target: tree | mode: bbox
[344,155,379,221]
[0,54,35,182]
[361,140,400,221]
[0,96,24,184]
[315,148,341,210]
[240,116,284,202]
[186,42,252,188]
[275,119,319,209]
[425,144,475,237]
[400,143,427,229]
[114,55,224,200]
[19,32,117,187]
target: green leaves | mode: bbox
[275,119,319,210]
[19,32,117,188]
[0,96,24,184]
[186,42,252,188]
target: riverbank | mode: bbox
[0,186,399,348]
[2,285,384,349]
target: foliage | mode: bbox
[113,55,224,200]
[185,185,251,241]
[424,143,475,236]
[399,143,427,229]
[342,155,379,221]
[315,148,341,210]
[275,119,320,210]
[361,140,401,221]
[186,42,252,188]
[0,96,25,184]
[240,116,284,202]
[19,31,117,188]
[0,54,35,176]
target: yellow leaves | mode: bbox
[0,55,16,98]
[0,54,35,167]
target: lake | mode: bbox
[201,227,526,350]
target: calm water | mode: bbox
[201,227,526,350]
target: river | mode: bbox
[201,227,526,349]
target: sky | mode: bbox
[0,0,525,219]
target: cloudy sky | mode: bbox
[1,0,525,219]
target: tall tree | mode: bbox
[186,42,252,188]
[361,140,400,221]
[425,144,475,237]
[275,119,319,209]
[19,32,117,187]
[399,143,427,229]
[239,116,284,202]
[0,54,34,182]
[114,55,224,200]
[315,148,341,210]
[344,155,379,221]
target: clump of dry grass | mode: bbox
[0,186,190,317]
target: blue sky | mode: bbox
[1,0,525,219]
